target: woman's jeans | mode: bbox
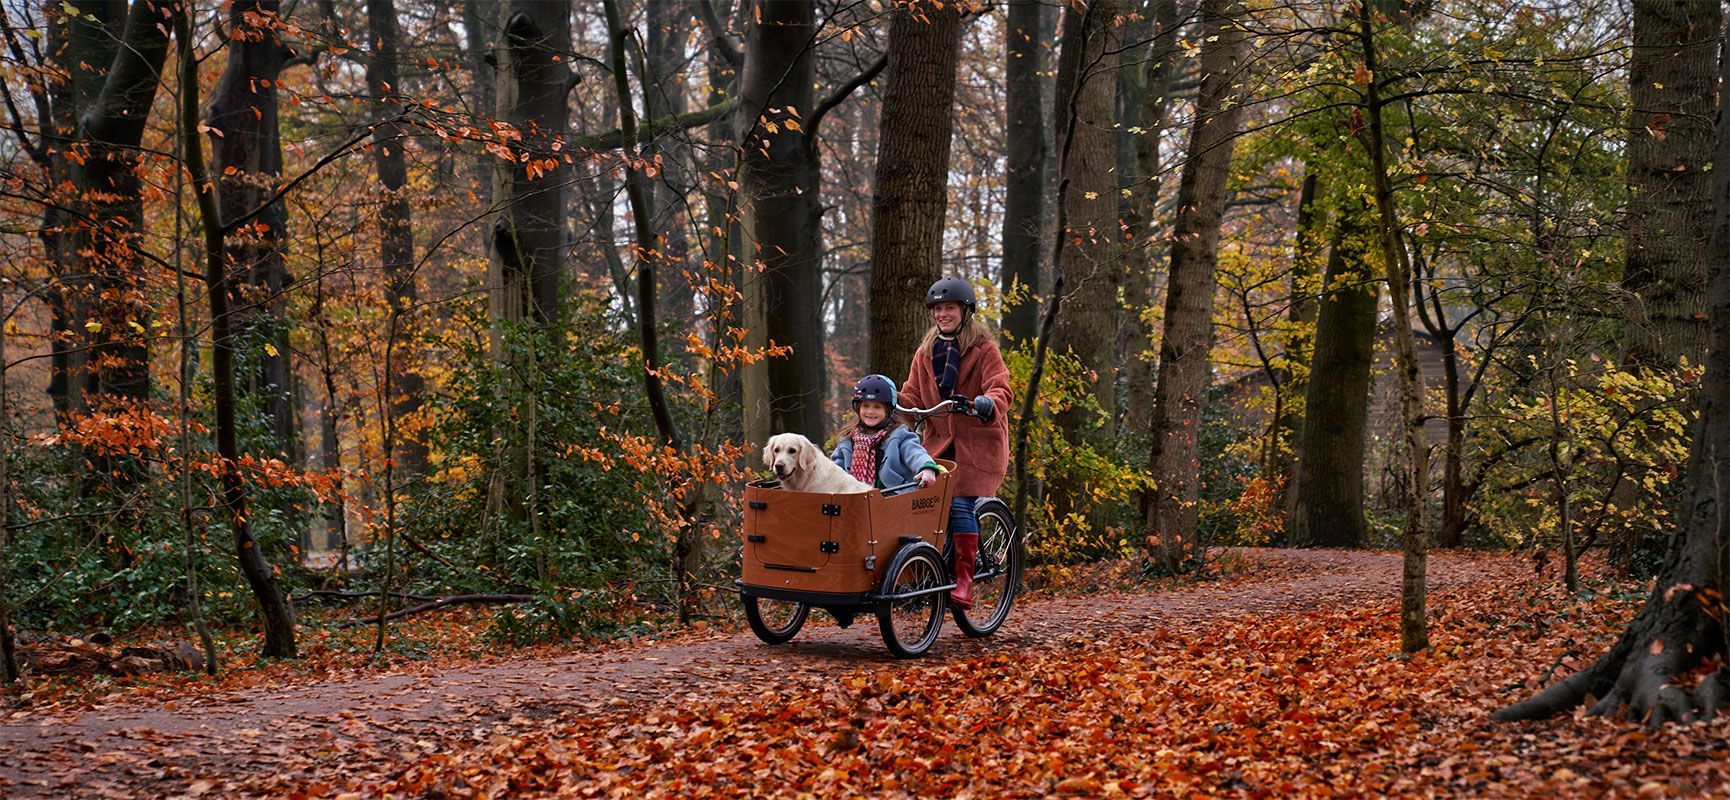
[948,496,979,535]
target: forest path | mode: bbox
[0,549,1521,798]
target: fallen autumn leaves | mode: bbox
[367,599,1723,796]
[267,557,1725,797]
[5,551,1728,798]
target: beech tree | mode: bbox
[37,1,125,419]
[54,0,180,541]
[1622,0,1717,370]
[207,0,297,461]
[1000,0,1045,345]
[736,0,823,442]
[177,1,299,658]
[1119,0,1181,436]
[1047,0,1124,525]
[1289,206,1376,549]
[1267,172,1323,517]
[366,0,428,477]
[1143,0,1248,573]
[1498,11,1730,721]
[735,0,880,441]
[867,0,966,373]
[488,0,570,526]
[1284,0,1428,551]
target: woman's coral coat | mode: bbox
[900,337,1014,498]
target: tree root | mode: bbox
[1492,653,1615,723]
[1495,600,1727,727]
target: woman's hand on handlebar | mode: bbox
[945,394,994,420]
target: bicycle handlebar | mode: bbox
[895,399,966,417]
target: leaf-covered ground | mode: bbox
[3,549,1727,798]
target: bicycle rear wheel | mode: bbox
[743,596,808,645]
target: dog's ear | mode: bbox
[799,437,823,471]
[762,438,775,466]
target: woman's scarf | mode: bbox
[932,335,961,399]
[849,426,892,485]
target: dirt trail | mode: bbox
[0,549,1518,798]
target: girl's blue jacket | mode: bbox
[830,427,939,489]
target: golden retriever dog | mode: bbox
[763,433,873,494]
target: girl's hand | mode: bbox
[917,469,937,488]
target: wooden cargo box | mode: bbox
[740,460,956,603]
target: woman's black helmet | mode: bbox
[851,374,897,407]
[924,277,977,311]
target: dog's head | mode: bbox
[763,433,820,484]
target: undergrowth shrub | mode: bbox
[1001,347,1151,566]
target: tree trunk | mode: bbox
[867,0,965,376]
[1435,326,1466,547]
[1622,0,1718,370]
[43,0,125,419]
[1357,1,1430,653]
[1121,0,1181,438]
[177,6,298,659]
[737,0,824,443]
[1498,12,1730,721]
[71,0,175,517]
[1038,0,1061,307]
[647,0,697,340]
[1289,208,1377,548]
[367,0,428,478]
[489,0,570,527]
[1141,0,1248,574]
[493,1,569,328]
[207,0,297,461]
[1270,171,1324,518]
[1000,0,1046,346]
[831,99,872,380]
[462,0,495,209]
[1050,0,1124,463]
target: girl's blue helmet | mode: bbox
[852,374,897,407]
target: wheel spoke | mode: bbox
[758,599,801,632]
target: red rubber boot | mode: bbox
[951,532,978,609]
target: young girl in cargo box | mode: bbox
[830,374,941,491]
[897,278,1013,609]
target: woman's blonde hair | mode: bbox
[915,317,993,360]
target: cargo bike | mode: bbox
[737,400,1024,657]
